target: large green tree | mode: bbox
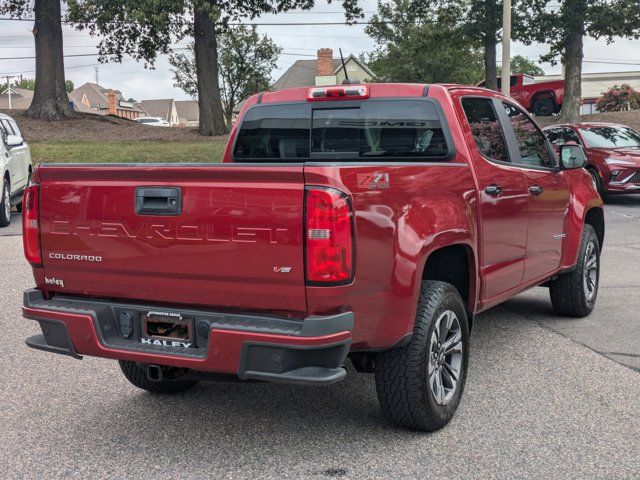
[68,0,363,136]
[518,0,640,122]
[170,26,281,127]
[0,0,74,120]
[467,0,502,90]
[366,0,484,85]
[499,55,545,76]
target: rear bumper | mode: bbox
[23,289,352,385]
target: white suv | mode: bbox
[0,113,32,227]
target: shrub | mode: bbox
[596,84,640,112]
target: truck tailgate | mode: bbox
[37,164,307,314]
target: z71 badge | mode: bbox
[357,172,390,190]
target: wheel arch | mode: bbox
[420,243,477,328]
[585,207,605,249]
[531,90,556,105]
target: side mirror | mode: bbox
[560,144,586,170]
[6,135,23,149]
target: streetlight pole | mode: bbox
[502,0,512,96]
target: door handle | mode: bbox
[485,184,503,196]
[529,185,544,196]
[135,187,182,215]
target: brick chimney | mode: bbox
[316,48,334,77]
[107,90,117,115]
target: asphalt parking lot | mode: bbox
[1,199,639,479]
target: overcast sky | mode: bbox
[2,0,640,102]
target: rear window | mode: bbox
[233,99,452,161]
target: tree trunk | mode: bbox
[483,0,498,90]
[26,0,75,120]
[560,29,583,123]
[193,5,227,136]
[483,34,498,90]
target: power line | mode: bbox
[0,17,382,26]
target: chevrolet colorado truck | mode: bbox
[22,83,604,432]
[478,74,565,117]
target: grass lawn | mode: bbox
[30,140,227,164]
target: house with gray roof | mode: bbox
[273,48,376,90]
[175,100,199,127]
[233,48,376,119]
[139,99,179,126]
[68,82,143,119]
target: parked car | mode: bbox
[477,73,565,117]
[21,83,604,432]
[0,113,32,227]
[544,122,640,197]
[134,116,171,127]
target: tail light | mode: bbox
[305,187,354,284]
[22,184,42,266]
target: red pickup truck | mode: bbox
[22,83,603,432]
[478,74,565,117]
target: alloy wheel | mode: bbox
[427,310,463,406]
[583,241,598,302]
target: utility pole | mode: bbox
[94,66,99,85]
[2,75,17,109]
[501,0,512,96]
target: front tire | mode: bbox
[549,224,600,317]
[119,360,198,394]
[0,179,11,227]
[375,281,470,431]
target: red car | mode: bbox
[478,74,565,117]
[22,83,603,431]
[544,122,640,197]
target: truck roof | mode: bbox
[544,122,631,129]
[242,82,512,109]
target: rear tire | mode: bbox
[119,360,198,394]
[0,179,11,227]
[549,224,600,317]
[532,97,556,116]
[375,281,470,431]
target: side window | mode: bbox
[502,102,555,168]
[0,125,6,146]
[0,119,14,136]
[510,76,518,87]
[562,128,581,145]
[461,97,510,163]
[9,120,21,137]
[545,128,562,145]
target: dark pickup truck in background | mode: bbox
[22,82,603,431]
